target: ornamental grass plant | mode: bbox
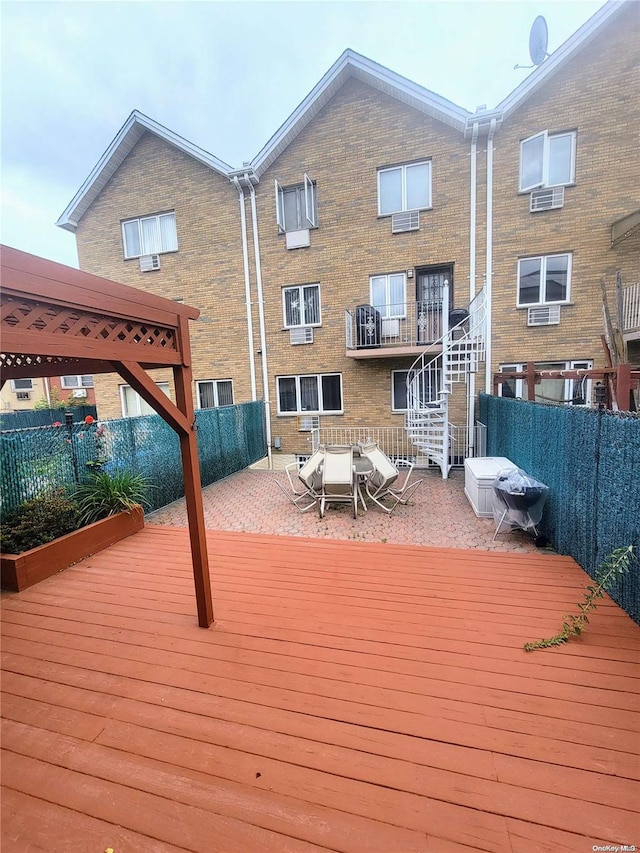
[73,470,150,526]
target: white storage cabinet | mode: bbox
[464,457,515,518]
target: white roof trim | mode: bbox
[497,1,627,118]
[57,111,233,232]
[251,49,471,177]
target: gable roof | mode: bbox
[496,0,627,119]
[250,49,472,177]
[56,111,233,233]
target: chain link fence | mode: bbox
[0,401,266,514]
[479,393,640,623]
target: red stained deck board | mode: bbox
[2,527,639,852]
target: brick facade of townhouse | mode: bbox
[58,1,638,460]
[75,132,252,421]
[490,3,639,403]
[251,77,473,453]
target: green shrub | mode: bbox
[73,471,149,526]
[1,490,80,554]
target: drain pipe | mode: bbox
[469,120,479,302]
[467,120,479,457]
[484,118,497,394]
[232,176,257,401]
[246,175,273,469]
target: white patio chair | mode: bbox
[275,447,324,513]
[318,445,358,519]
[359,441,423,514]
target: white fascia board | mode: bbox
[56,111,234,232]
[251,49,471,178]
[497,0,627,119]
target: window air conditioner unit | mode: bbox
[530,187,565,212]
[527,305,561,326]
[285,229,311,250]
[391,211,420,233]
[72,389,88,398]
[298,415,319,432]
[139,254,161,272]
[289,326,314,345]
[16,391,31,401]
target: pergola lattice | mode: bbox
[0,245,214,627]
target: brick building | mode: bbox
[57,1,639,466]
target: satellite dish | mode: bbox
[514,15,550,70]
[529,16,549,65]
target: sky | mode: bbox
[1,0,605,269]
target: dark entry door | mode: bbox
[415,266,452,344]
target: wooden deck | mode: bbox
[2,525,639,852]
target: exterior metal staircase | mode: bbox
[405,285,487,478]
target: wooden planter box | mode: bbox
[1,506,144,592]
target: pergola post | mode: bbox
[173,361,214,628]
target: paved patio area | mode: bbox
[148,464,540,553]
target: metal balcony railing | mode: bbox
[345,301,444,350]
[310,423,486,468]
[622,282,640,333]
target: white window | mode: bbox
[391,369,442,412]
[61,375,94,389]
[370,273,406,319]
[517,254,571,306]
[277,374,343,415]
[282,284,321,328]
[119,382,171,417]
[519,131,576,192]
[275,176,317,232]
[378,161,431,216]
[10,379,34,391]
[499,361,592,405]
[196,380,234,409]
[122,212,178,259]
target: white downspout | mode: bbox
[470,121,478,302]
[44,376,51,407]
[467,121,479,457]
[247,176,273,469]
[232,176,257,401]
[484,118,497,394]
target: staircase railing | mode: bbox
[405,286,487,477]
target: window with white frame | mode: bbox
[499,361,592,405]
[282,284,321,328]
[391,369,442,412]
[378,161,431,216]
[277,374,342,414]
[61,375,94,389]
[196,379,234,409]
[517,254,571,306]
[275,176,317,232]
[120,381,171,417]
[519,131,576,192]
[370,273,406,318]
[10,378,34,391]
[122,212,178,258]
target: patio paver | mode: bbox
[148,466,540,553]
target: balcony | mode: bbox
[622,281,640,341]
[345,301,445,359]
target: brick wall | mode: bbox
[76,132,250,421]
[251,78,473,453]
[490,5,640,375]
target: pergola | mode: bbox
[0,245,214,627]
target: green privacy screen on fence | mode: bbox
[479,393,640,623]
[0,401,266,515]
